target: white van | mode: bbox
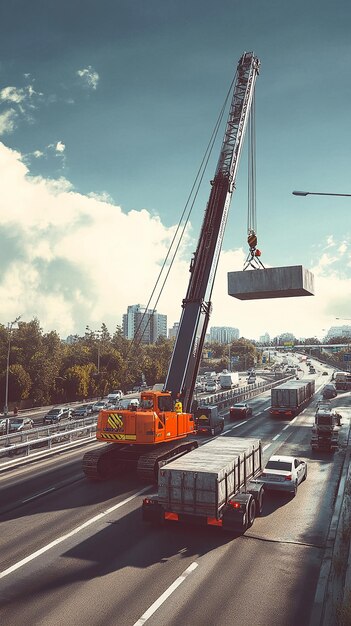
[106,391,123,404]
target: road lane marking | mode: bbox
[0,486,150,579]
[22,487,56,503]
[133,561,198,626]
[263,444,271,451]
[230,421,247,430]
[282,424,290,431]
[272,434,280,441]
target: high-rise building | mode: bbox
[259,332,270,344]
[209,326,239,344]
[168,322,179,340]
[122,304,167,344]
[326,325,351,340]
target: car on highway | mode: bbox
[71,403,94,418]
[91,400,110,413]
[115,397,139,410]
[43,406,72,424]
[205,381,219,393]
[323,384,337,399]
[8,416,34,432]
[0,416,34,433]
[259,455,307,496]
[229,402,253,419]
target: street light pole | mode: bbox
[292,191,351,197]
[4,316,21,433]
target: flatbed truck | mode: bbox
[142,437,264,534]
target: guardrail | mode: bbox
[198,375,293,410]
[0,416,98,463]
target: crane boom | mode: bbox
[165,52,260,412]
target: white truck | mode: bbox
[142,437,264,534]
[219,371,239,389]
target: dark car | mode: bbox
[229,403,253,419]
[43,407,71,424]
[71,404,94,418]
[323,384,337,399]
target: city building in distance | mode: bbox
[168,322,179,340]
[122,304,167,344]
[326,325,351,340]
[210,326,239,344]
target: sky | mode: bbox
[0,0,350,341]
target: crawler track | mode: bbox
[82,440,198,483]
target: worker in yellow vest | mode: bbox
[174,396,183,413]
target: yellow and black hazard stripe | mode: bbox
[107,412,124,430]
[100,433,136,441]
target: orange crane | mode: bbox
[82,52,260,483]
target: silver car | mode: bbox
[92,400,109,413]
[259,455,307,496]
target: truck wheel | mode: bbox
[256,489,264,516]
[246,497,256,529]
[292,481,298,497]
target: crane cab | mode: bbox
[96,390,195,446]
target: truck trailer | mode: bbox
[219,371,239,389]
[270,379,315,418]
[334,371,351,391]
[142,437,264,534]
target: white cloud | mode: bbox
[0,86,26,104]
[76,66,99,90]
[0,140,349,340]
[55,141,65,153]
[0,82,42,135]
[0,109,17,134]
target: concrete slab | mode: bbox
[227,265,314,300]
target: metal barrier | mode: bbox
[199,376,292,410]
[0,416,98,461]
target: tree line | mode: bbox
[0,319,259,409]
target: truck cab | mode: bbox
[194,404,224,436]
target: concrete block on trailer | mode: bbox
[227,265,314,300]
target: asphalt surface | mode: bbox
[0,361,350,626]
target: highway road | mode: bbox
[0,361,350,626]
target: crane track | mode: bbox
[82,441,198,483]
[137,440,198,483]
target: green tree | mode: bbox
[0,364,31,405]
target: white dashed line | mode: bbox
[230,421,247,430]
[133,562,199,625]
[22,487,56,503]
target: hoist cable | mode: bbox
[128,74,237,354]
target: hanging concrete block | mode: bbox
[227,265,314,300]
